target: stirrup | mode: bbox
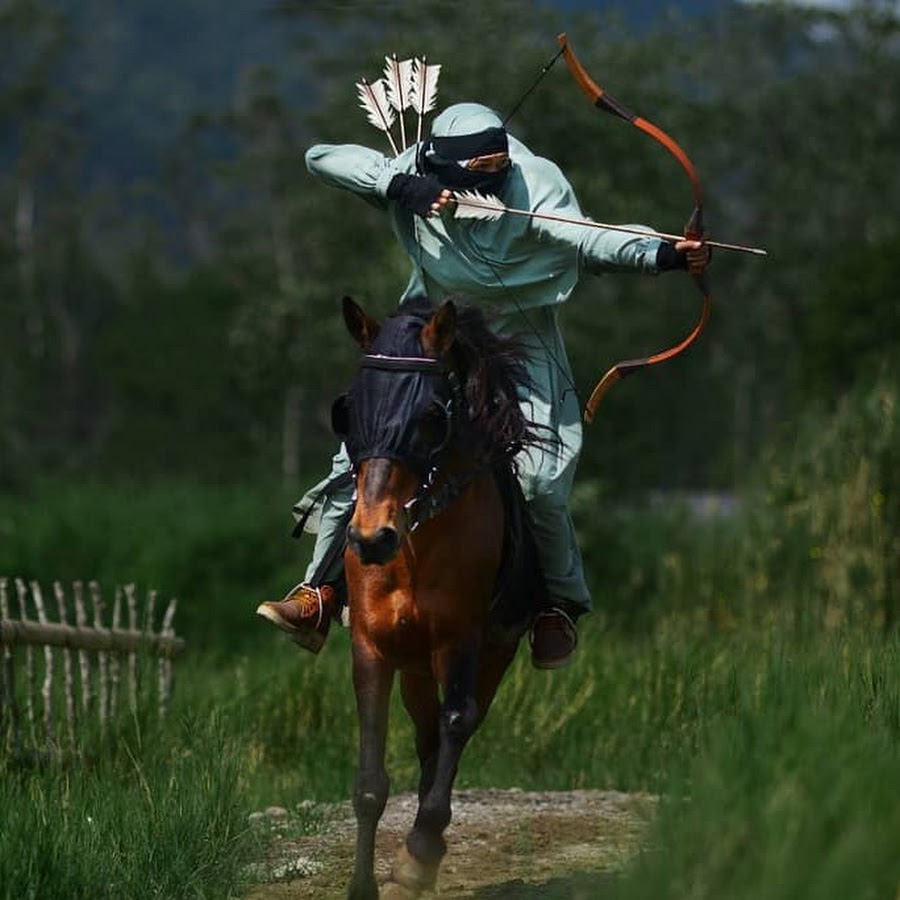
[528,606,577,647]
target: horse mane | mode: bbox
[396,295,551,466]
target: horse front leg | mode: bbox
[348,641,394,900]
[390,642,480,895]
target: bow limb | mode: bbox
[557,33,704,207]
[556,33,713,424]
[583,276,712,423]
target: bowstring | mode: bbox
[502,43,580,404]
[480,256,581,406]
[502,44,566,127]
[410,41,581,405]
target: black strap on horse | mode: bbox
[398,461,492,534]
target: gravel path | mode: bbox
[245,788,656,898]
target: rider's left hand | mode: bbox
[674,239,711,275]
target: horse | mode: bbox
[333,294,547,899]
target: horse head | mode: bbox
[336,295,462,566]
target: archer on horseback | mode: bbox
[257,63,710,669]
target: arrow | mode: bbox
[452,190,767,257]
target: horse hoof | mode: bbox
[389,844,438,895]
[379,881,418,899]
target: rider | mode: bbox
[257,102,710,668]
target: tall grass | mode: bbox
[614,635,900,900]
[0,707,258,900]
[208,620,900,899]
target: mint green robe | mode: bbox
[298,104,665,611]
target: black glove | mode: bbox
[387,173,444,218]
[656,241,713,272]
[655,242,688,271]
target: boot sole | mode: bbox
[531,652,574,670]
[256,603,326,655]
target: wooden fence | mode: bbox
[0,578,185,757]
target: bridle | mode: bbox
[337,351,489,534]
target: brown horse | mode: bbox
[334,295,546,899]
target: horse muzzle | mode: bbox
[346,523,402,565]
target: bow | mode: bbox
[556,33,712,424]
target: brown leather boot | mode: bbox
[256,583,338,654]
[530,606,579,670]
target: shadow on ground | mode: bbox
[470,870,622,898]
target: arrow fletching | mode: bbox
[383,54,414,149]
[357,77,399,156]
[410,56,441,143]
[453,191,507,220]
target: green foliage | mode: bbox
[1,0,899,487]
[614,635,900,900]
[733,372,900,633]
[0,477,311,653]
[803,236,900,394]
[0,708,256,900]
[571,372,900,636]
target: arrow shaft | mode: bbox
[454,197,767,257]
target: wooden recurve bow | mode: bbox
[556,33,712,424]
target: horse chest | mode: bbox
[358,589,481,664]
[357,590,425,645]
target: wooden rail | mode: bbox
[0,578,183,758]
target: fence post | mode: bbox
[53,582,77,750]
[0,578,17,753]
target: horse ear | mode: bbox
[342,296,380,349]
[421,300,457,358]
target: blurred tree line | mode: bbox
[0,0,898,494]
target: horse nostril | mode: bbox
[346,524,401,565]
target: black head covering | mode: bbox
[419,103,511,194]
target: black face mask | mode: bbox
[419,126,511,195]
[332,312,455,475]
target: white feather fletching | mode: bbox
[410,56,441,117]
[357,77,400,155]
[383,55,414,111]
[453,191,506,220]
[383,54,413,150]
[357,77,396,131]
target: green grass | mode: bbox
[0,709,258,900]
[614,635,900,900]
[179,622,900,900]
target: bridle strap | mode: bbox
[400,461,494,533]
[361,354,446,373]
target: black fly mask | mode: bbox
[331,310,464,477]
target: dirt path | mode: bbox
[245,789,655,898]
